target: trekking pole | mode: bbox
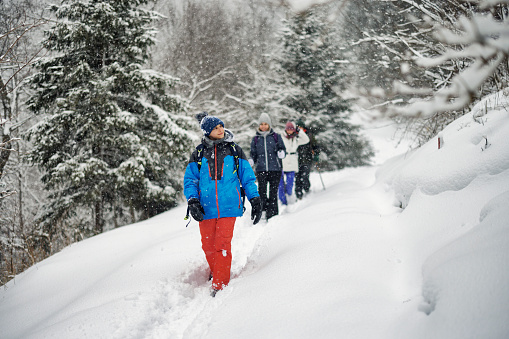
[315,163,326,190]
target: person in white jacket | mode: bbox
[279,121,309,205]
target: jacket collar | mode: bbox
[202,129,235,147]
[256,128,274,137]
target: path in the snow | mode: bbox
[113,201,271,338]
[124,166,410,339]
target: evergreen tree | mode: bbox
[277,9,373,170]
[26,0,195,236]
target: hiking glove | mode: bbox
[188,198,205,222]
[277,150,285,159]
[250,196,262,225]
[248,158,254,167]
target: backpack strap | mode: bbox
[229,142,246,212]
[229,142,240,175]
[194,142,240,178]
[196,144,205,170]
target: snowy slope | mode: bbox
[1,93,508,339]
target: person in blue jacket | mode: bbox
[249,113,286,220]
[184,115,261,296]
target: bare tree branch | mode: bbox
[0,16,47,95]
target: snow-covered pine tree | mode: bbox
[26,0,195,236]
[277,9,373,170]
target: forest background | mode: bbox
[1,0,508,285]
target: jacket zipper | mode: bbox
[264,135,269,172]
[214,144,220,218]
[235,186,241,209]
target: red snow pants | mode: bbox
[199,217,236,290]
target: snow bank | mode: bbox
[415,191,509,338]
[381,93,509,208]
[383,91,509,339]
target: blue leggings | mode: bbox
[278,171,295,205]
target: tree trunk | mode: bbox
[130,202,135,224]
[0,76,13,182]
[15,89,23,231]
[113,198,119,228]
[95,199,104,234]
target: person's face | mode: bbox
[259,123,270,132]
[209,124,225,140]
[286,129,295,135]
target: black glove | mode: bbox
[188,198,205,222]
[250,196,262,225]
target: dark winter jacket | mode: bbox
[184,130,259,220]
[250,129,286,173]
[297,127,320,165]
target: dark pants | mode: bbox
[256,171,282,219]
[295,164,311,199]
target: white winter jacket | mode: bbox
[281,130,309,172]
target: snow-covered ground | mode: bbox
[1,92,509,339]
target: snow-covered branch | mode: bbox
[0,16,47,94]
[474,0,509,10]
[180,66,234,105]
[0,138,21,150]
[391,4,509,118]
[0,189,17,200]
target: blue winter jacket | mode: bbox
[184,130,259,220]
[250,129,286,173]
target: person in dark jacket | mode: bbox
[295,119,320,199]
[184,115,262,296]
[249,113,286,220]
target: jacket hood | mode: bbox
[202,128,235,146]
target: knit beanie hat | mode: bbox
[201,116,224,136]
[285,121,296,132]
[258,113,272,127]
